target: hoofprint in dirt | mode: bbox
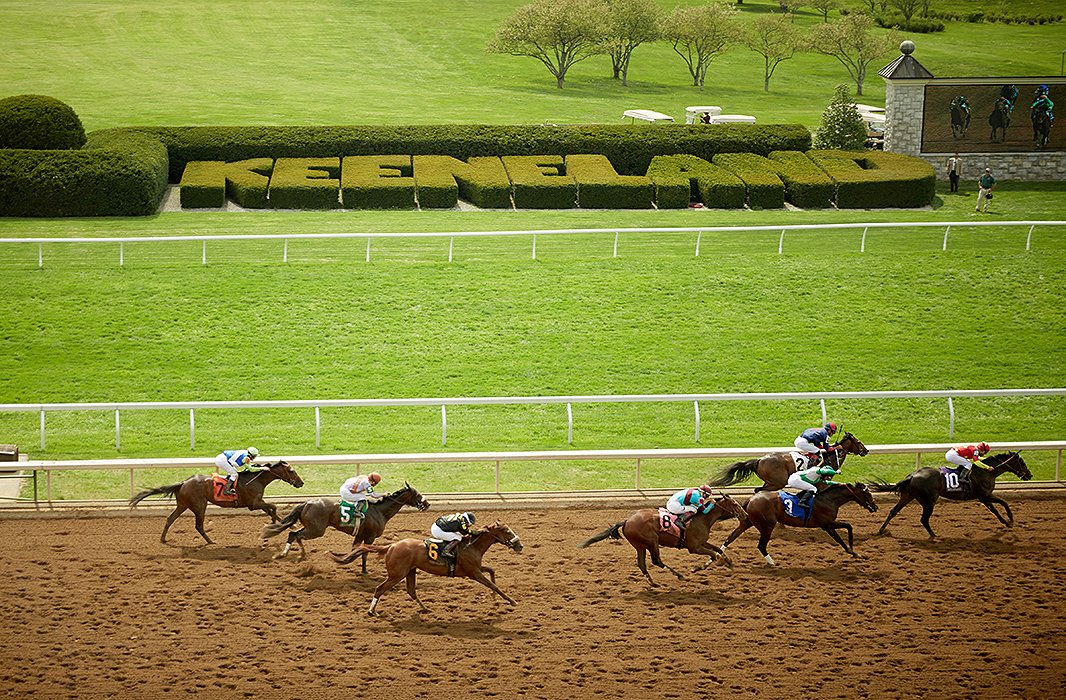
[0,496,1063,699]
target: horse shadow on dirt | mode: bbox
[749,565,890,584]
[385,613,533,640]
[633,587,754,608]
[883,531,1042,556]
[139,544,277,565]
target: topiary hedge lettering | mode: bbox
[806,150,936,208]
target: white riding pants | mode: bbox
[945,449,972,469]
[666,500,696,516]
[430,524,462,542]
[787,472,818,494]
[214,454,237,479]
[794,437,821,455]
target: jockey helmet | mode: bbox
[368,472,381,484]
[460,512,476,527]
[699,485,714,495]
[247,446,259,458]
[825,422,838,435]
[977,442,990,454]
[1038,84,1048,92]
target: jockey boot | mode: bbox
[798,491,815,508]
[806,452,821,467]
[223,476,236,495]
[443,539,461,559]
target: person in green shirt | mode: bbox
[976,168,996,213]
[786,463,841,507]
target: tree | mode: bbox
[604,0,662,86]
[889,0,922,24]
[814,84,868,150]
[488,0,607,89]
[744,13,804,92]
[808,14,900,96]
[806,0,841,22]
[661,3,740,91]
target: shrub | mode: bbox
[768,151,835,209]
[503,155,576,209]
[873,13,945,33]
[712,153,785,209]
[340,155,415,209]
[178,158,272,209]
[566,154,654,209]
[412,155,512,209]
[807,150,936,208]
[269,158,340,209]
[0,94,86,150]
[645,154,745,209]
[814,85,868,151]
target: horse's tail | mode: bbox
[577,521,625,548]
[869,477,908,494]
[330,543,388,565]
[129,483,183,506]
[260,503,305,539]
[706,459,760,488]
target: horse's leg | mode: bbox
[720,518,752,550]
[980,496,1014,528]
[466,567,516,605]
[918,493,940,539]
[160,504,187,544]
[368,573,405,616]
[877,492,913,535]
[635,547,657,587]
[757,528,775,566]
[821,522,856,556]
[404,571,429,612]
[193,503,214,545]
[648,539,684,581]
[692,542,732,571]
[481,565,497,584]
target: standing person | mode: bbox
[431,511,476,558]
[947,153,961,193]
[976,168,996,212]
[794,422,838,466]
[339,472,383,536]
[214,446,259,495]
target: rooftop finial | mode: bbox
[900,40,915,55]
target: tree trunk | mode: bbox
[621,63,629,87]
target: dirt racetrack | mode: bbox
[1,494,1064,699]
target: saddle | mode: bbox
[657,508,686,547]
[210,475,238,503]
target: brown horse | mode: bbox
[873,452,1031,539]
[706,431,869,491]
[129,461,304,544]
[261,482,430,568]
[719,483,878,565]
[332,521,523,616]
[577,494,747,587]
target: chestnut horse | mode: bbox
[261,482,430,568]
[873,452,1031,539]
[719,483,878,565]
[129,461,304,544]
[706,431,869,491]
[577,494,747,587]
[332,521,523,616]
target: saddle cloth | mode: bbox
[423,538,457,563]
[939,466,968,494]
[779,492,812,520]
[210,474,238,502]
[338,500,367,526]
[657,508,682,538]
[790,452,819,470]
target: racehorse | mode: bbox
[950,96,970,138]
[332,521,523,615]
[577,494,747,587]
[129,461,304,544]
[1032,108,1052,149]
[719,483,878,565]
[261,482,430,568]
[989,97,1012,142]
[706,431,869,492]
[1000,84,1019,106]
[872,452,1031,539]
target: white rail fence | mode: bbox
[1,221,1063,266]
[2,389,1064,452]
[11,441,1065,510]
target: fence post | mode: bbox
[441,405,447,446]
[202,240,207,265]
[495,460,500,493]
[315,406,321,449]
[947,397,955,440]
[190,408,195,450]
[778,229,785,254]
[38,242,43,269]
[694,400,701,443]
[613,232,619,258]
[820,399,827,424]
[365,238,371,263]
[635,457,641,490]
[1057,449,1061,481]
[448,237,454,263]
[942,225,950,251]
[532,234,537,260]
[567,403,573,445]
[283,239,288,263]
[39,410,45,450]
[861,227,868,253]
[1026,224,1035,251]
[695,231,702,257]
[915,451,922,469]
[115,409,121,451]
[119,242,124,267]
[130,468,135,501]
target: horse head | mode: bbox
[838,432,869,457]
[267,460,304,488]
[845,482,878,512]
[486,521,523,552]
[395,481,431,511]
[713,493,748,522]
[988,452,1032,481]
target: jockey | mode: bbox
[794,422,838,465]
[1031,89,1054,123]
[214,446,259,495]
[431,511,476,558]
[786,463,841,506]
[339,472,383,535]
[946,442,990,471]
[666,485,714,524]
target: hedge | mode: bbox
[807,150,936,208]
[340,155,414,209]
[0,130,167,217]
[269,158,340,210]
[0,94,86,150]
[646,155,746,209]
[712,153,785,209]
[566,154,654,209]
[412,155,512,209]
[178,158,273,209]
[767,151,835,209]
[503,155,576,209]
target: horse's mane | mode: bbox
[983,451,1018,467]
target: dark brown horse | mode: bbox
[261,482,430,568]
[873,452,1031,539]
[129,461,304,544]
[333,521,523,616]
[989,96,1012,142]
[707,431,869,491]
[577,494,747,587]
[719,483,878,565]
